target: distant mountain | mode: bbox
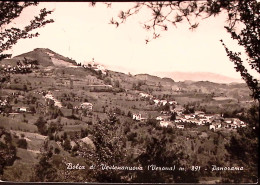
[134,74,175,86]
[12,48,77,67]
[135,74,165,82]
[153,71,243,84]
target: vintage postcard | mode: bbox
[0,1,258,184]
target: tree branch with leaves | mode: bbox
[0,1,54,61]
[91,0,259,101]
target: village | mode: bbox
[132,92,248,131]
[0,55,248,133]
[0,85,248,134]
[0,57,39,74]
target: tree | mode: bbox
[132,82,137,90]
[82,121,129,182]
[63,138,71,151]
[114,80,120,88]
[54,147,60,154]
[0,2,54,61]
[92,1,259,101]
[23,84,28,92]
[170,112,177,121]
[0,128,17,176]
[32,154,58,182]
[35,116,47,135]
[183,103,195,114]
[70,79,73,89]
[127,110,132,118]
[17,138,28,149]
[135,137,199,183]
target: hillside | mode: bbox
[0,48,256,183]
[135,73,167,82]
[0,48,251,101]
[13,48,77,67]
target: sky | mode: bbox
[4,2,259,80]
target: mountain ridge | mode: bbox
[153,71,243,84]
[1,48,245,84]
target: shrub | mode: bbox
[17,138,28,149]
[54,148,60,154]
[63,139,71,151]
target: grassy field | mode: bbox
[11,130,47,151]
[0,115,38,132]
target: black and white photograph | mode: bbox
[0,1,259,184]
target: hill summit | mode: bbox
[12,48,77,67]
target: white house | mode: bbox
[230,124,237,129]
[240,124,247,128]
[133,114,139,120]
[185,114,195,119]
[168,101,177,105]
[88,58,107,74]
[209,124,216,131]
[44,92,62,108]
[153,99,160,105]
[96,64,105,71]
[205,115,214,121]
[224,118,233,124]
[174,118,182,123]
[139,93,152,99]
[176,125,184,129]
[19,107,28,112]
[233,118,241,125]
[160,121,172,127]
[156,115,170,121]
[54,101,62,108]
[209,122,221,131]
[215,123,222,129]
[199,118,208,124]
[161,100,168,106]
[79,102,93,111]
[0,99,7,106]
[156,116,164,121]
[132,113,147,122]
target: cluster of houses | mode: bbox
[132,95,247,131]
[0,99,7,106]
[44,91,94,112]
[44,92,63,108]
[172,109,247,131]
[74,102,93,111]
[0,98,32,114]
[12,106,31,113]
[139,92,177,106]
[0,59,38,74]
[82,58,107,75]
[0,89,95,116]
[40,90,94,114]
[133,109,247,131]
[209,118,247,131]
[139,93,153,99]
[0,99,8,113]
